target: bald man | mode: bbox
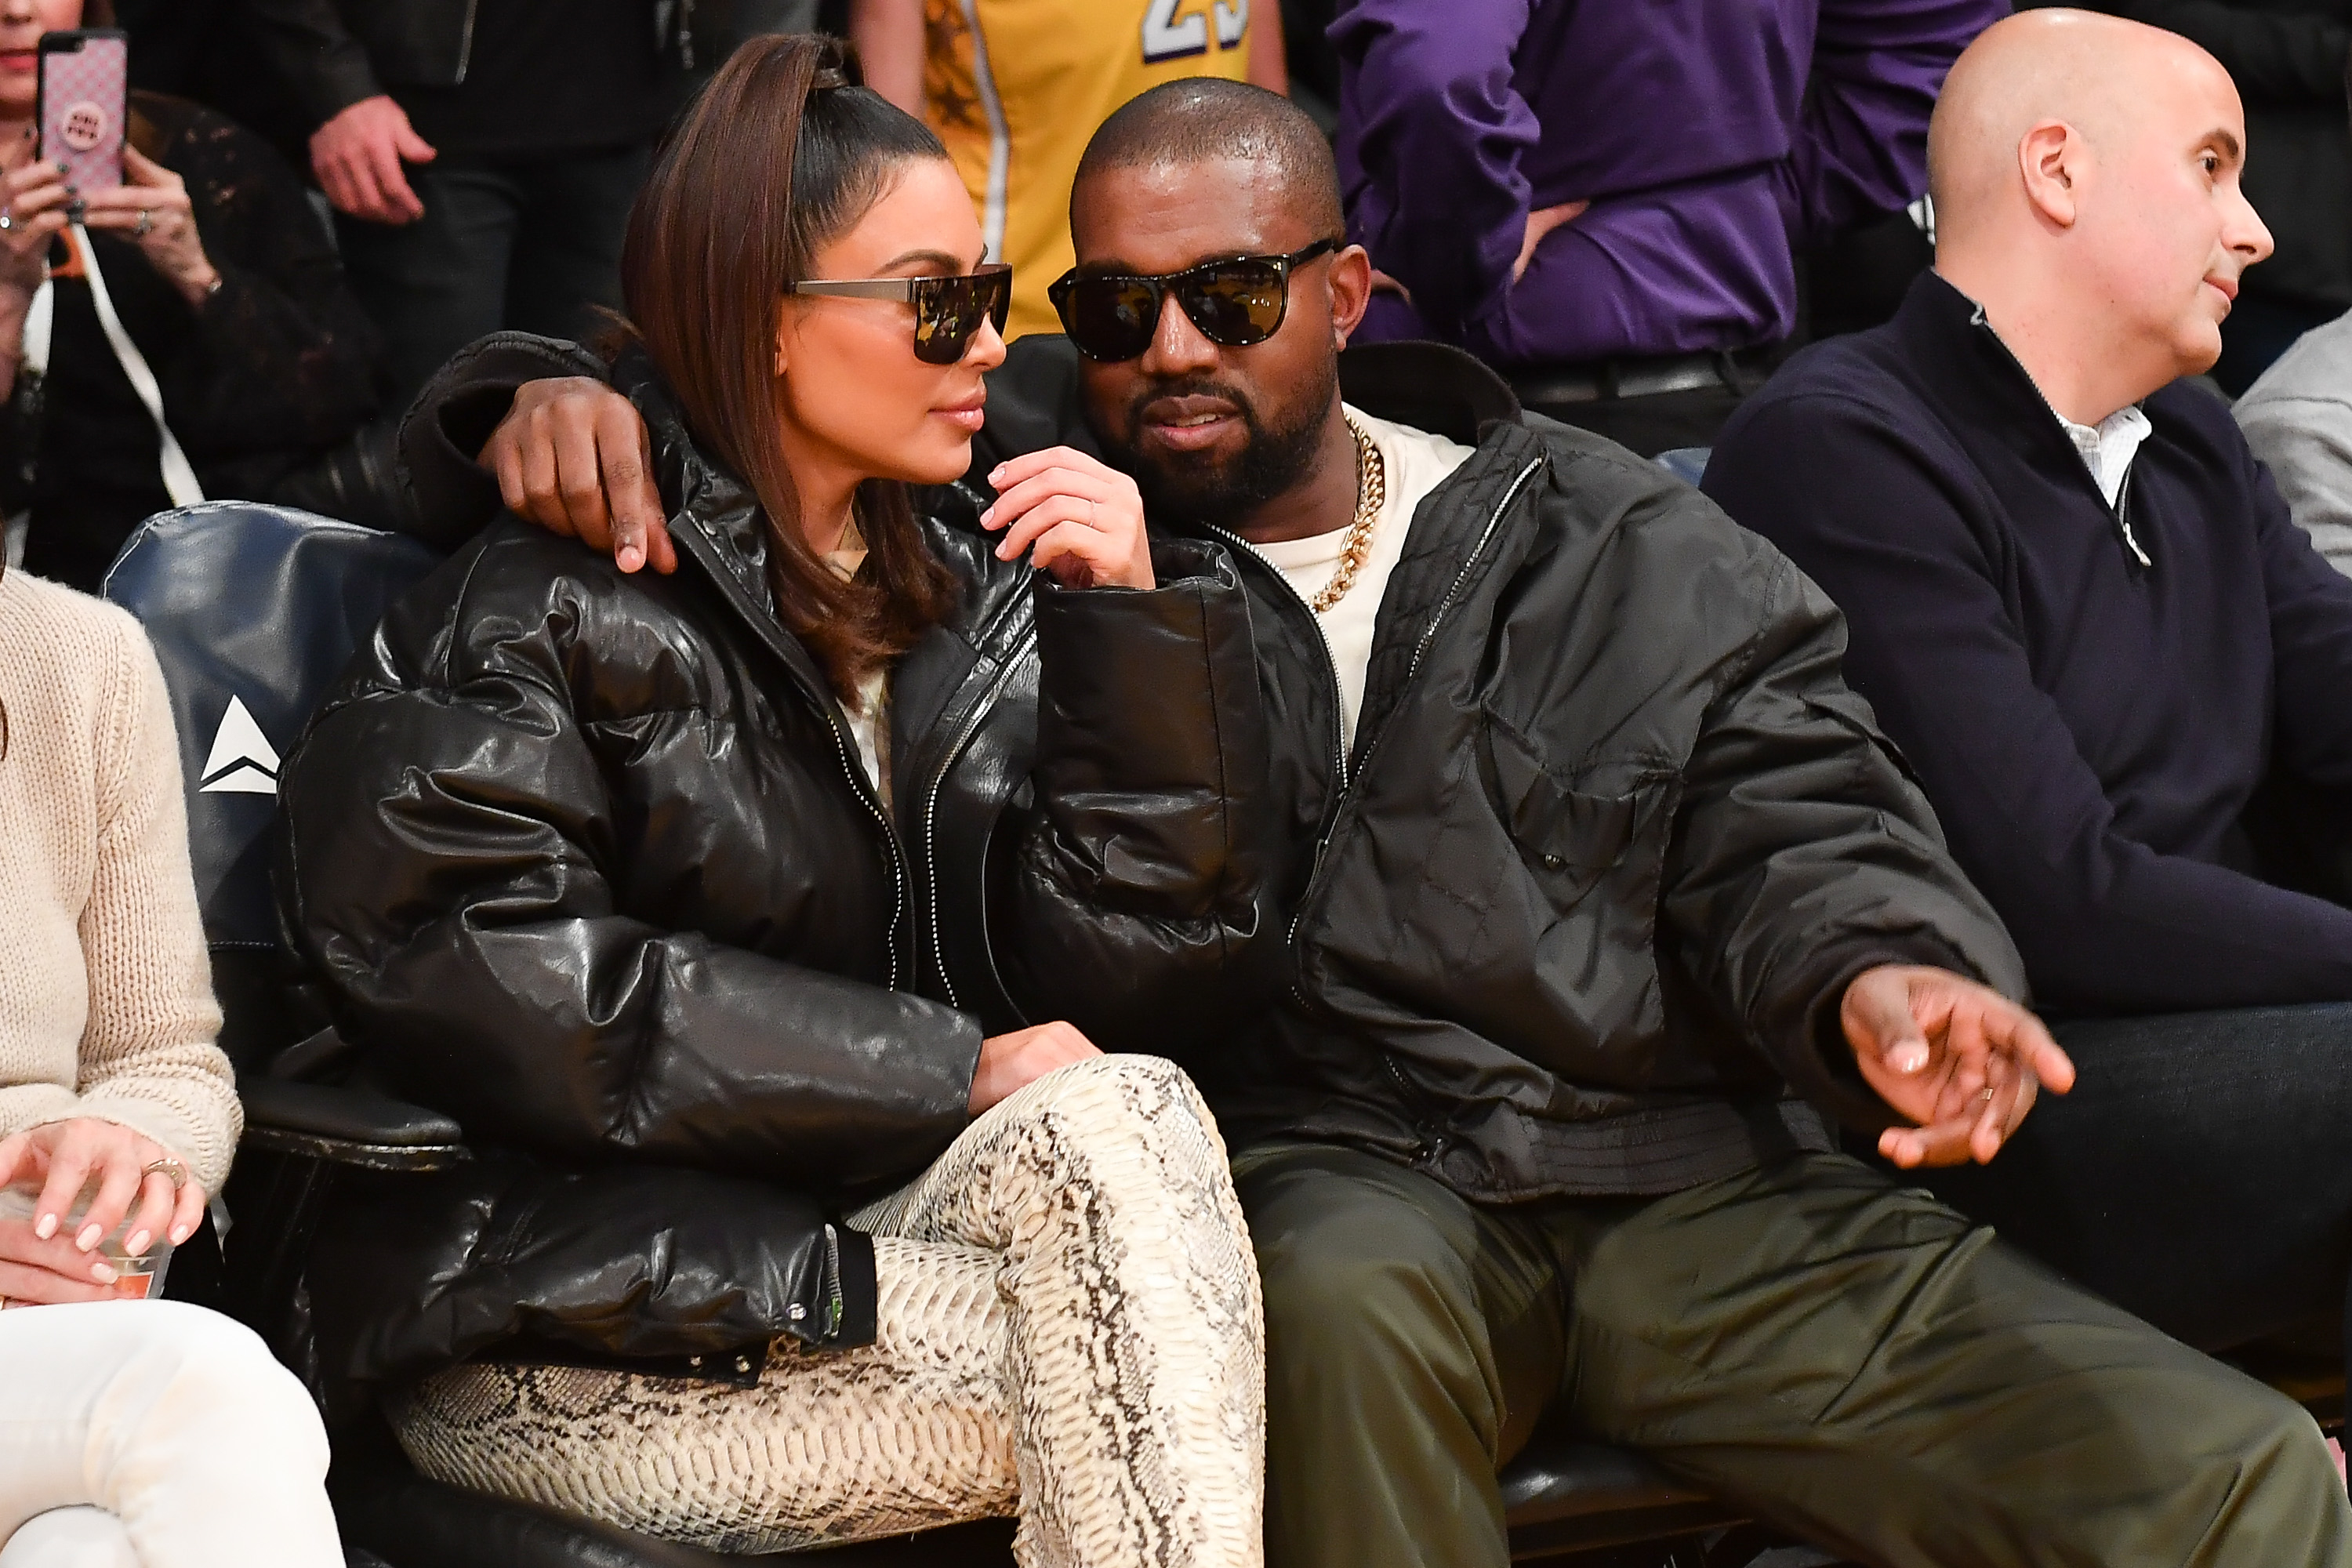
[1709,8,2352,1373]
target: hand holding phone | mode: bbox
[37,29,126,198]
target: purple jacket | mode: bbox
[1334,0,2004,366]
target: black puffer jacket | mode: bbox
[278,340,1267,1411]
[968,336,2030,1200]
[409,333,2027,1207]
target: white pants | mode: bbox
[0,1301,343,1568]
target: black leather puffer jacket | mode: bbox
[278,343,1267,1412]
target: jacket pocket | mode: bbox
[1479,713,1671,898]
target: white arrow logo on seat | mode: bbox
[198,695,281,797]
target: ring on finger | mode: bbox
[134,209,151,237]
[2,212,16,232]
[1980,1085,1996,1103]
[141,1156,187,1191]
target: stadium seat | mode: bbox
[99,501,1762,1566]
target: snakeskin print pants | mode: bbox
[390,1056,1265,1566]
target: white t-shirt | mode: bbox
[1252,405,1476,749]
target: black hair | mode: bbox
[1073,78,1345,238]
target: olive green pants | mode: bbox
[1233,1142,2350,1568]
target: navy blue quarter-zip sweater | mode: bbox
[1705,271,2352,1018]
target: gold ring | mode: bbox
[142,1156,187,1190]
[1981,1087,1997,1103]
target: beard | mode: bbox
[1103,358,1339,534]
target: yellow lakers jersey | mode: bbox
[924,0,1257,339]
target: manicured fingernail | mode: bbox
[988,465,1004,481]
[89,1259,117,1284]
[33,1213,56,1240]
[978,506,995,525]
[125,1230,151,1257]
[77,1223,102,1251]
[618,546,643,572]
[169,1223,191,1244]
[1892,1044,1929,1073]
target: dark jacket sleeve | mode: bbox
[2090,0,2352,103]
[1775,0,1998,249]
[1706,391,2352,1015]
[394,332,611,549]
[244,0,383,127]
[991,539,1277,1058]
[157,110,381,460]
[1657,515,2026,1134]
[1328,0,1536,337]
[278,539,983,1190]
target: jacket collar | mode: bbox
[1892,270,2133,508]
[1337,339,1523,446]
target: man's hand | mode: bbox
[979,447,1155,590]
[1514,200,1588,284]
[969,1022,1102,1116]
[310,96,436,225]
[1842,964,2074,1168]
[481,376,675,574]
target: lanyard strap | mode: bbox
[24,227,204,509]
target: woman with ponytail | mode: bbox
[279,35,1268,1566]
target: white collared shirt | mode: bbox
[2056,404,2153,510]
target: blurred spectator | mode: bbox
[0,1,379,593]
[2068,0,2352,394]
[1333,0,2002,456]
[848,0,1287,338]
[246,0,680,405]
[2237,306,2352,575]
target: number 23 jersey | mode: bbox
[924,0,1258,339]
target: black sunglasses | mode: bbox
[786,262,1012,365]
[1047,239,1341,364]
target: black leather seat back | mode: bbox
[103,503,441,1069]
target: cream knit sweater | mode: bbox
[0,568,237,1195]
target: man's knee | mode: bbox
[1243,1149,1504,1410]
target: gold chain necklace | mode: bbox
[1310,416,1387,614]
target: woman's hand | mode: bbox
[969,1022,1102,1115]
[78,146,220,309]
[980,446,1155,590]
[0,1118,208,1265]
[0,136,70,297]
[0,1213,125,1305]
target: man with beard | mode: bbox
[393,78,2349,1568]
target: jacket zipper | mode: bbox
[454,0,480,82]
[1288,457,1546,983]
[1408,458,1546,683]
[819,699,909,994]
[921,629,1037,1009]
[1969,304,2152,572]
[673,526,911,993]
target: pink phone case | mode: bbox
[39,32,127,194]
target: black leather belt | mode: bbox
[1511,347,1776,406]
